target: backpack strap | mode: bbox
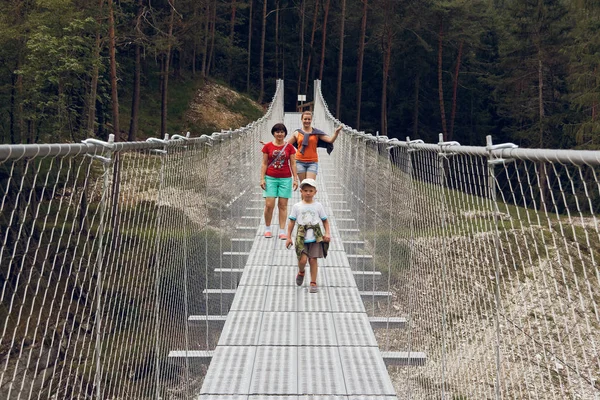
[267,143,289,168]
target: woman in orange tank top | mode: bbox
[287,111,342,182]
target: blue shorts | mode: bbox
[263,176,292,198]
[296,161,319,174]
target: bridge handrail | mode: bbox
[0,79,284,162]
[313,79,600,166]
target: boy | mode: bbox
[285,178,330,293]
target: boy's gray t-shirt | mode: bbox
[289,201,327,243]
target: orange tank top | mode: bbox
[295,132,319,162]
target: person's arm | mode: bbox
[286,219,296,249]
[319,203,330,242]
[322,218,331,243]
[320,125,343,144]
[260,152,268,190]
[290,153,298,191]
[287,131,298,145]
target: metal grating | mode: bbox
[329,288,367,313]
[197,144,398,399]
[238,266,271,286]
[258,312,297,345]
[325,267,357,287]
[229,285,267,311]
[218,311,263,346]
[298,312,337,346]
[339,347,397,395]
[320,251,350,267]
[264,286,297,311]
[200,346,255,394]
[298,346,346,394]
[249,346,297,394]
[269,266,319,286]
[333,313,378,346]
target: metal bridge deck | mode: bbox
[193,152,398,399]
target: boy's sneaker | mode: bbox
[296,272,305,286]
[278,233,287,240]
[309,282,318,293]
[264,231,272,238]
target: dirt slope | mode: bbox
[185,81,264,132]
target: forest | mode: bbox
[0,0,598,148]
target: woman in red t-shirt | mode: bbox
[260,123,299,239]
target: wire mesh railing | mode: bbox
[316,80,600,399]
[2,76,599,399]
[0,80,283,399]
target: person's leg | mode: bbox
[298,253,308,272]
[305,162,318,179]
[264,197,275,236]
[296,161,307,182]
[308,257,318,282]
[276,177,292,238]
[308,257,319,292]
[296,253,308,286]
[277,197,288,238]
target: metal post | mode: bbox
[486,134,501,400]
[485,135,518,399]
[87,133,115,400]
[148,134,168,400]
[437,133,447,399]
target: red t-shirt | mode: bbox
[262,142,296,178]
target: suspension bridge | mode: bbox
[0,80,599,399]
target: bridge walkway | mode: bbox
[189,150,399,399]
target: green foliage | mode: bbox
[494,0,573,148]
[17,17,98,141]
[564,3,600,147]
[0,0,599,148]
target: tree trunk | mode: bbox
[537,53,546,209]
[192,4,198,76]
[17,73,24,142]
[207,0,217,76]
[593,66,597,122]
[437,21,448,140]
[258,0,268,103]
[88,0,104,138]
[449,39,463,142]
[193,46,197,76]
[282,43,285,81]
[128,43,141,141]
[128,0,143,141]
[108,0,120,140]
[355,0,367,129]
[228,0,237,84]
[381,28,392,137]
[318,0,330,80]
[335,0,346,118]
[202,0,210,78]
[275,0,280,78]
[413,72,420,138]
[161,0,175,136]
[538,57,544,146]
[304,0,320,95]
[297,0,305,97]
[10,69,17,144]
[108,0,121,249]
[247,0,253,92]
